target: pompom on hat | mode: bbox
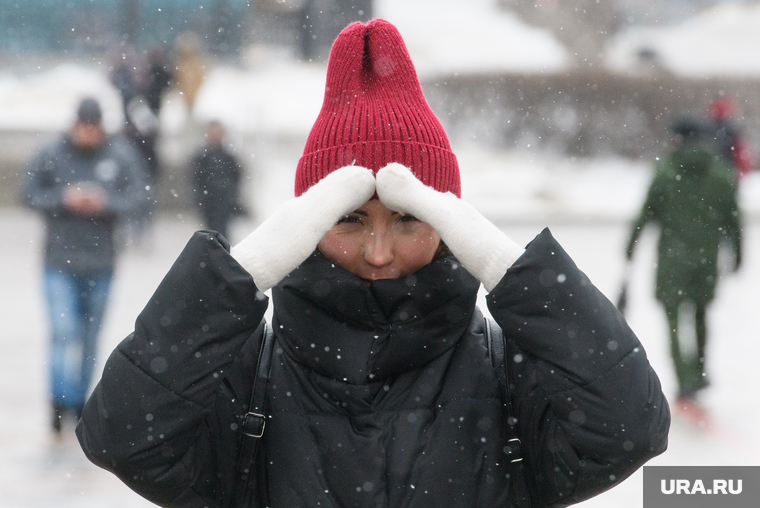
[706,96,737,122]
[295,19,460,197]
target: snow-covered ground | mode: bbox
[2,0,760,506]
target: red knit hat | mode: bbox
[295,19,460,197]
[706,96,736,122]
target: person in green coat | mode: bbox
[626,116,742,404]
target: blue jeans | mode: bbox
[44,269,113,409]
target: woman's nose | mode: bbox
[363,231,394,267]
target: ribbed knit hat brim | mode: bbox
[295,19,460,197]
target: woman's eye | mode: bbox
[399,214,419,223]
[337,214,362,225]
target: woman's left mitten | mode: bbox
[376,163,523,291]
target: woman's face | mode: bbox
[318,199,441,284]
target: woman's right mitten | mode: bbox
[230,165,375,291]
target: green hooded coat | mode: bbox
[627,146,741,307]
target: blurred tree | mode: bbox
[120,0,140,45]
[0,0,247,54]
[248,0,372,61]
[211,0,234,54]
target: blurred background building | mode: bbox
[1,0,759,211]
[0,0,749,57]
[0,0,372,58]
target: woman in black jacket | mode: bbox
[77,19,669,508]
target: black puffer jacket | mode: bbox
[77,228,669,507]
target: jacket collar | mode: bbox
[272,251,479,384]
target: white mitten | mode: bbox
[231,166,376,291]
[376,163,524,292]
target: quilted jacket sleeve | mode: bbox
[487,228,670,507]
[18,142,66,213]
[76,231,269,507]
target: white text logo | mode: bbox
[661,479,742,495]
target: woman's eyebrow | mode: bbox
[351,210,369,216]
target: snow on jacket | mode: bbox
[19,134,149,274]
[77,228,669,507]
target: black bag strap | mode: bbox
[233,322,275,507]
[485,316,522,462]
[485,316,532,508]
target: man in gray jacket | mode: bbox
[20,97,149,433]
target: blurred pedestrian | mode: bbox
[110,47,170,245]
[145,45,173,129]
[190,120,245,240]
[173,31,206,113]
[110,48,164,183]
[626,115,742,410]
[78,20,668,507]
[19,97,149,433]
